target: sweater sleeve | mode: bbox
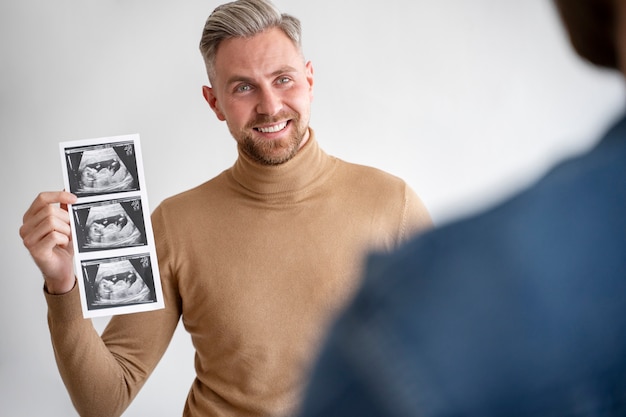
[45,207,182,417]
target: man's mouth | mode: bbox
[255,121,288,133]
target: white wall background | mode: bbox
[1,1,624,416]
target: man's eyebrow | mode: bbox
[225,66,299,86]
[225,75,254,86]
[270,66,298,76]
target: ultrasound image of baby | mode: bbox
[93,260,151,305]
[85,204,142,249]
[78,147,134,193]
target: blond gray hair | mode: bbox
[199,0,303,84]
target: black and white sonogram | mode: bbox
[81,255,157,310]
[64,142,139,197]
[72,198,147,252]
[61,134,164,317]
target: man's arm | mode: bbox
[45,285,180,417]
[20,191,179,417]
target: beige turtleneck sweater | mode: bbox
[45,130,431,417]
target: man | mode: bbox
[297,0,626,416]
[19,1,431,416]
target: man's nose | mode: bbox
[256,88,282,116]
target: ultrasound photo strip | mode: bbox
[60,134,164,318]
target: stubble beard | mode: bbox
[237,112,307,166]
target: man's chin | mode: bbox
[243,140,300,165]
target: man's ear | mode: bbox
[202,85,226,121]
[305,61,315,102]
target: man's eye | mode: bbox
[236,84,252,93]
[277,77,291,85]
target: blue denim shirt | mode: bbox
[298,114,626,417]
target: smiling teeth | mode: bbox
[257,122,287,133]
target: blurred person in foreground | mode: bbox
[18,0,431,416]
[298,0,626,416]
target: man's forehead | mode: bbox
[213,28,303,81]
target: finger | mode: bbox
[23,191,77,223]
[29,229,73,257]
[20,201,70,237]
[28,232,75,281]
[20,209,73,249]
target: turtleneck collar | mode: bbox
[229,128,335,197]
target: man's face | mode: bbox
[203,27,314,165]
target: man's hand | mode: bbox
[19,191,78,294]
